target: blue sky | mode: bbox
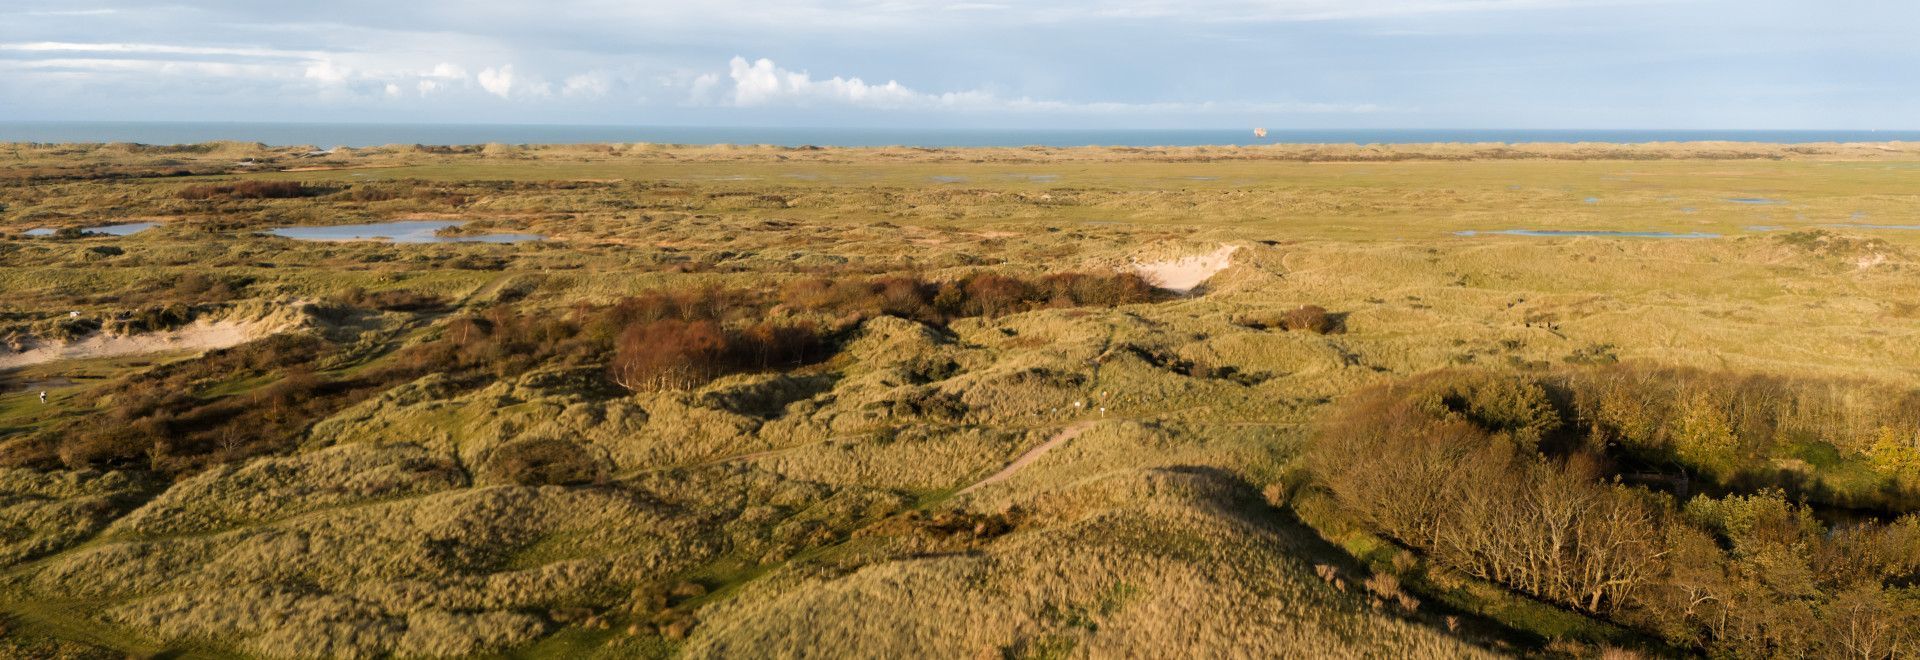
[1,1,1914,128]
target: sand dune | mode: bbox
[1134,244,1239,293]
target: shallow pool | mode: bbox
[22,221,160,237]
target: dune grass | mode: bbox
[0,142,1916,657]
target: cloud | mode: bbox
[694,56,1379,114]
[304,59,352,85]
[0,41,324,60]
[725,56,922,108]
[562,71,611,98]
[427,63,467,79]
[1059,0,1656,22]
[0,58,286,78]
[14,9,119,17]
[477,65,514,98]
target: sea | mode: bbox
[1,122,1915,148]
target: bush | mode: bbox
[327,288,446,312]
[609,319,826,392]
[116,303,196,333]
[780,271,1159,324]
[178,180,318,200]
[346,185,403,202]
[160,273,253,304]
[1235,305,1341,334]
[484,438,604,486]
[1310,366,1920,658]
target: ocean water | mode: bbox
[2,122,1916,148]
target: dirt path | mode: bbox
[957,421,1096,496]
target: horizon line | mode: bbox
[1,120,1916,133]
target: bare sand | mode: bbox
[1133,244,1239,293]
[0,320,274,370]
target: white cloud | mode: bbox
[725,56,923,108]
[384,82,402,97]
[0,41,324,60]
[562,71,610,98]
[1064,0,1651,22]
[427,62,467,79]
[694,56,1379,114]
[304,59,352,84]
[417,79,443,95]
[477,65,514,98]
[396,0,1662,34]
[0,58,287,78]
[688,73,722,104]
[15,9,119,17]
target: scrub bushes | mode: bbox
[1309,366,1920,658]
[178,180,319,200]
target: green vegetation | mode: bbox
[0,141,1917,657]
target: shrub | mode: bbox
[1235,305,1341,334]
[117,303,196,333]
[484,438,604,486]
[346,185,403,202]
[1310,366,1920,658]
[327,288,446,312]
[780,271,1159,324]
[162,272,253,304]
[609,319,827,392]
[178,180,318,200]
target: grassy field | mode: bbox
[0,141,1916,658]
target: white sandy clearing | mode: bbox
[958,421,1096,496]
[0,319,274,370]
[1133,244,1239,293]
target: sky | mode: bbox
[0,1,1915,129]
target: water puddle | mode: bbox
[21,222,161,237]
[1726,198,1785,205]
[930,176,967,184]
[265,220,545,243]
[1456,229,1719,239]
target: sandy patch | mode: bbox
[0,319,277,370]
[1133,244,1240,293]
